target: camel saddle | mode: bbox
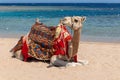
[27,22,56,60]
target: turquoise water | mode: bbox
[0,4,120,42]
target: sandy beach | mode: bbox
[0,38,119,80]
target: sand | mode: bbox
[0,38,120,80]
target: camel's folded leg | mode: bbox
[77,60,89,65]
[50,55,85,67]
[50,55,68,67]
[12,50,24,61]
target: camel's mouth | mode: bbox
[62,23,66,26]
[60,20,66,25]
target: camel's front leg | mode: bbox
[50,55,86,67]
[77,59,89,65]
[68,40,73,61]
[50,55,69,66]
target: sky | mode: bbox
[0,0,120,3]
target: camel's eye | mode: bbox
[63,18,67,21]
[74,19,78,23]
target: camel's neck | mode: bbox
[72,28,81,42]
[72,28,82,56]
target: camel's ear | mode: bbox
[35,18,40,24]
[82,16,86,22]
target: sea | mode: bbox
[0,3,120,42]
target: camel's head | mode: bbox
[61,16,86,30]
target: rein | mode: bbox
[71,17,74,30]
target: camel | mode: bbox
[50,16,88,67]
[11,17,88,67]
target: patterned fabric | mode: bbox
[27,23,56,60]
[28,41,53,60]
[10,23,56,61]
[29,23,56,46]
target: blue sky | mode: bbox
[0,0,120,3]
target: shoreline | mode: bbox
[0,37,120,44]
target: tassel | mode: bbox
[21,41,29,61]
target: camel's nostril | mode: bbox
[62,23,66,25]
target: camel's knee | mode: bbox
[50,55,57,64]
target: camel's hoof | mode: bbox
[78,60,89,65]
[66,63,76,67]
[66,62,83,67]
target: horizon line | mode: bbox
[0,2,120,4]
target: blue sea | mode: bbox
[0,3,120,42]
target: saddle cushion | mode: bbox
[28,23,56,60]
